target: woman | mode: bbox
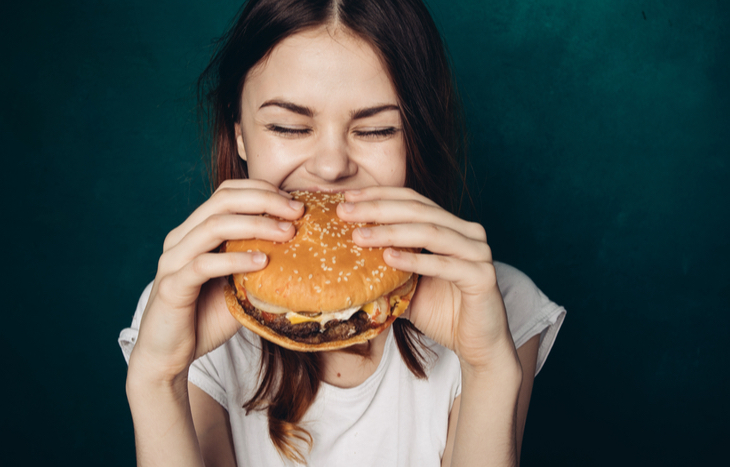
[119,0,565,465]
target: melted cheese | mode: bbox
[244,274,415,330]
[284,296,390,327]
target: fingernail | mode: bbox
[279,189,292,198]
[388,248,400,257]
[278,221,292,231]
[342,202,355,213]
[358,227,371,238]
[289,199,304,210]
[253,252,266,264]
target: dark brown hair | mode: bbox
[197,0,467,462]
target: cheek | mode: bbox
[363,140,408,187]
[243,134,305,184]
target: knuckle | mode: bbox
[217,179,235,191]
[157,253,168,273]
[422,223,440,239]
[202,214,226,233]
[156,275,177,300]
[479,261,497,285]
[477,243,493,262]
[190,255,209,276]
[407,199,426,213]
[469,221,487,242]
[210,187,234,206]
[163,229,178,252]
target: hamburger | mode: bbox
[222,191,418,352]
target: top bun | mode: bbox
[223,191,413,313]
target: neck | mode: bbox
[319,329,390,388]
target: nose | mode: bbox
[304,127,357,182]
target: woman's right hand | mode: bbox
[127,179,304,384]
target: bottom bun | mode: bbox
[223,277,418,352]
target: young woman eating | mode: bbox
[118,0,566,465]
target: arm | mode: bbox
[127,372,204,467]
[442,334,540,467]
[337,187,541,467]
[126,180,303,466]
[189,383,238,467]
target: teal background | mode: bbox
[1,0,727,465]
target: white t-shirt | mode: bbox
[119,261,565,466]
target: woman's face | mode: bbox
[235,26,407,192]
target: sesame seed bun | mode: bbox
[221,191,418,351]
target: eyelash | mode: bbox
[266,125,399,139]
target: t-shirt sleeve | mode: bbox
[118,281,153,364]
[117,281,230,410]
[494,262,566,376]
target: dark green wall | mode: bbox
[2,0,727,465]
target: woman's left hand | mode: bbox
[336,186,520,375]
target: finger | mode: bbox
[344,186,440,208]
[156,251,268,308]
[165,188,304,252]
[382,248,495,295]
[352,223,492,263]
[159,213,295,275]
[337,198,486,243]
[218,178,291,198]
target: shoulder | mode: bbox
[493,261,567,374]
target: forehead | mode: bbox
[243,26,398,110]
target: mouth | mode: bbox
[294,186,351,194]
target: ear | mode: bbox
[234,122,247,161]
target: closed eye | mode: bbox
[353,127,400,139]
[266,124,311,136]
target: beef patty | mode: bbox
[240,297,373,345]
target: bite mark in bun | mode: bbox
[222,191,418,352]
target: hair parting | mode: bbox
[198,0,467,462]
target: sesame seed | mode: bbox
[320,258,326,262]
[294,270,298,274]
[314,252,318,257]
[309,274,313,279]
[293,254,296,258]
[325,280,331,284]
[338,278,341,282]
[370,285,373,290]
[280,267,283,272]
[354,266,358,270]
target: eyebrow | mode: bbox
[259,100,313,117]
[258,100,400,120]
[351,104,400,120]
